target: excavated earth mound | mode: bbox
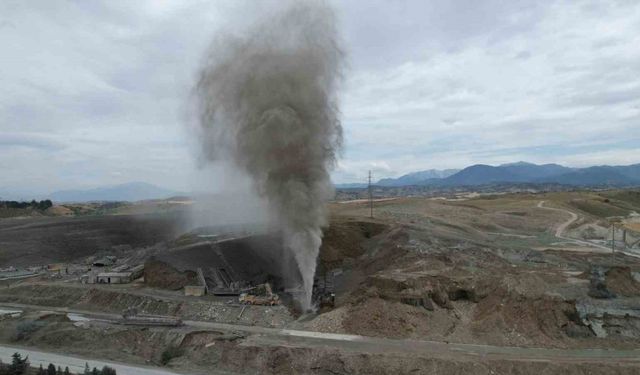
[144,259,198,290]
[606,266,640,297]
[320,220,388,268]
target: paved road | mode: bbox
[0,345,189,375]
[485,232,536,239]
[2,302,640,366]
[189,321,640,364]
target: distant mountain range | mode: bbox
[377,169,460,186]
[48,182,178,202]
[5,162,639,202]
[337,162,640,188]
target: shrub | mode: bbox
[160,345,184,366]
[12,321,45,341]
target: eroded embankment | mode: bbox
[1,313,639,375]
[0,284,292,327]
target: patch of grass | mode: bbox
[536,231,562,246]
[568,199,630,218]
[599,190,640,209]
[504,211,528,216]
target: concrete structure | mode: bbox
[80,273,98,284]
[154,234,301,296]
[82,264,144,284]
[184,268,208,296]
[97,272,133,284]
[184,285,206,296]
[196,268,208,294]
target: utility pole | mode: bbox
[368,170,373,218]
[611,224,615,255]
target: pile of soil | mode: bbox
[340,297,439,339]
[304,306,349,333]
[319,220,388,268]
[605,267,640,297]
[472,292,592,347]
[144,259,197,290]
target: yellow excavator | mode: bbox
[238,283,280,306]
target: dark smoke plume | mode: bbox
[194,2,343,309]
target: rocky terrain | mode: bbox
[1,190,640,374]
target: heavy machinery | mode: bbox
[319,291,335,308]
[238,283,280,306]
[313,271,336,309]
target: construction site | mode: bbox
[1,189,640,374]
[3,1,640,374]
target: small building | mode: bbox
[96,272,134,284]
[81,272,98,284]
[83,264,144,284]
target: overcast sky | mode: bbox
[1,0,639,194]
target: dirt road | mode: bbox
[537,201,640,258]
[537,201,578,238]
[2,302,640,366]
[538,201,611,250]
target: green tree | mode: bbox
[101,366,116,375]
[63,366,71,375]
[9,353,28,375]
[38,364,45,375]
[91,367,99,375]
[83,363,90,375]
[37,200,53,210]
[47,363,56,375]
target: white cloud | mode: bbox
[1,0,639,191]
[337,0,640,181]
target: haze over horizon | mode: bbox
[2,0,640,194]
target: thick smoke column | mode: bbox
[194,2,343,310]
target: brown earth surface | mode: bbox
[606,266,640,297]
[144,259,198,290]
[3,190,640,373]
[305,192,640,350]
[1,312,639,375]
